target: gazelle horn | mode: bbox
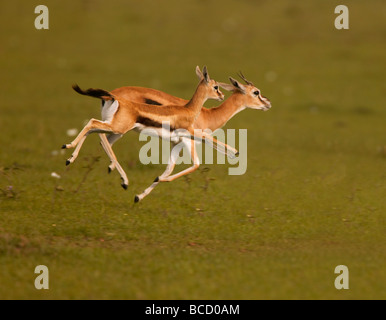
[237,71,254,86]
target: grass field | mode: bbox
[0,0,385,299]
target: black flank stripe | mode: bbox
[136,116,174,131]
[144,98,163,106]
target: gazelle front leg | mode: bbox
[195,131,239,158]
[135,138,200,202]
[175,129,239,158]
[134,142,183,202]
[157,138,200,182]
[201,133,239,158]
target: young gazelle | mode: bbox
[134,74,271,201]
[82,73,271,201]
[62,66,236,189]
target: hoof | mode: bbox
[61,144,67,149]
[154,177,159,182]
[108,167,112,174]
[65,160,71,166]
[121,183,128,190]
[235,151,239,156]
[134,195,140,203]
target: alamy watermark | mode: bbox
[334,265,349,290]
[34,265,49,290]
[334,5,349,30]
[34,5,49,30]
[35,4,349,31]
[138,122,248,176]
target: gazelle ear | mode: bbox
[229,77,246,93]
[196,66,203,80]
[218,82,236,92]
[202,66,210,83]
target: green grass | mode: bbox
[0,0,385,299]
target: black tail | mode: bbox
[72,84,115,101]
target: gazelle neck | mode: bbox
[185,81,208,113]
[199,93,245,131]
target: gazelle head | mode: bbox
[196,66,225,101]
[219,72,271,111]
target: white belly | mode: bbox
[133,123,181,142]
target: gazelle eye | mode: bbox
[214,86,218,90]
[253,90,260,95]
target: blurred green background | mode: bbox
[0,0,385,299]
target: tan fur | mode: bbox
[106,76,271,197]
[64,67,223,143]
[109,78,271,132]
[64,71,271,195]
[63,66,227,187]
[131,76,272,201]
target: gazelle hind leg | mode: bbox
[65,134,88,166]
[99,133,129,189]
[62,118,114,149]
[104,133,123,173]
[65,132,122,171]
